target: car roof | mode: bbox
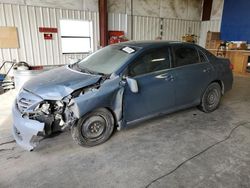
[117,40,192,48]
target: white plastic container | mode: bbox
[13,69,46,91]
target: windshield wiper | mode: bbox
[73,63,106,76]
[73,63,91,74]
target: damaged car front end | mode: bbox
[12,85,89,150]
[12,71,111,151]
[12,77,109,151]
[13,89,77,150]
[12,44,137,151]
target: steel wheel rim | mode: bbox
[206,88,219,108]
[82,116,106,139]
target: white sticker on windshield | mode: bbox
[122,46,135,54]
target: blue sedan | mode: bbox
[12,41,233,150]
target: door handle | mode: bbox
[156,74,168,79]
[203,68,211,73]
[165,75,174,81]
[156,74,174,81]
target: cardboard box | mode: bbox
[0,27,19,48]
[228,43,237,50]
[206,40,222,49]
[238,43,247,50]
[206,31,220,41]
[228,43,247,50]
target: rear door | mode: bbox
[172,44,213,107]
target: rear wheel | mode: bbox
[71,108,114,147]
[199,82,221,113]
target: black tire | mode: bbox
[71,108,114,147]
[199,82,222,113]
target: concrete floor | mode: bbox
[0,76,250,188]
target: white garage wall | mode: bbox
[199,20,221,47]
[0,0,203,20]
[108,14,162,40]
[0,3,201,67]
[0,2,202,67]
[108,13,127,32]
[108,0,202,20]
[0,3,99,66]
[129,15,161,40]
[109,14,201,42]
[163,18,200,41]
[0,0,99,12]
[198,0,224,47]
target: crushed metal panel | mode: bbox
[70,76,124,124]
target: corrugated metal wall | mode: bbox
[0,3,202,67]
[199,20,221,47]
[0,3,99,66]
[111,15,201,42]
[163,18,200,42]
[130,15,161,40]
[108,13,127,33]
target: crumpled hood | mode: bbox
[23,66,102,100]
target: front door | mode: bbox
[123,47,175,123]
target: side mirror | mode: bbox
[126,77,138,93]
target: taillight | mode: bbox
[229,63,234,70]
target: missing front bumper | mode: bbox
[12,104,45,151]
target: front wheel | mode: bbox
[71,108,114,147]
[199,82,222,113]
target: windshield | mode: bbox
[76,45,137,75]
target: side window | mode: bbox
[173,46,199,67]
[204,49,217,61]
[198,50,208,63]
[128,47,170,77]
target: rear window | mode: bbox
[173,46,199,67]
[198,50,208,63]
[200,48,217,62]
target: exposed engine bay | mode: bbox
[18,79,103,136]
[28,100,76,135]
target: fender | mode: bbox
[69,76,125,129]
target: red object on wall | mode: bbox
[108,30,128,44]
[44,33,53,40]
[39,27,58,33]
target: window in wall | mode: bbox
[60,20,93,54]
